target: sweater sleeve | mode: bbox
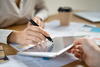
[0,29,13,44]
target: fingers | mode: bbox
[24,20,49,49]
[22,39,37,46]
[70,45,82,53]
[73,38,84,45]
[74,51,81,59]
[27,30,45,41]
[25,28,46,46]
[27,36,42,43]
[68,37,99,61]
[27,18,48,37]
[39,27,50,37]
[24,23,49,48]
[68,38,84,59]
[71,45,83,59]
[68,40,82,53]
[28,26,50,37]
[32,17,44,28]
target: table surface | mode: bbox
[1,13,100,67]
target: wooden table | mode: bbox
[1,13,100,67]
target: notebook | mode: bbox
[74,12,100,22]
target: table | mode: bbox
[1,13,100,67]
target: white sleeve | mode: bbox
[0,29,13,44]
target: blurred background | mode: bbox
[45,0,100,14]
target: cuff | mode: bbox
[0,29,13,44]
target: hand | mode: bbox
[8,22,49,47]
[69,38,100,67]
[32,17,45,28]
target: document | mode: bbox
[81,25,100,32]
[0,56,27,67]
[44,20,94,37]
[15,54,77,67]
[3,54,77,67]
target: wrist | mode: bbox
[8,31,17,43]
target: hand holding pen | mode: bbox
[31,17,45,28]
[8,17,52,48]
[27,17,53,51]
[28,17,53,42]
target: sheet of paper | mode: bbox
[0,54,77,67]
[86,32,100,46]
[13,53,77,67]
[44,20,93,37]
[0,56,27,67]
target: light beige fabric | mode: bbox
[0,29,13,44]
[0,0,48,44]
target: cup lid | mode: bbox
[58,7,72,12]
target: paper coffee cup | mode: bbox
[58,7,72,26]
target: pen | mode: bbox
[27,18,54,52]
[28,19,53,42]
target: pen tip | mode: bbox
[46,37,53,42]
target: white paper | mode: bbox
[86,32,100,46]
[74,32,100,46]
[0,56,27,67]
[0,54,77,67]
[12,54,77,67]
[44,20,91,37]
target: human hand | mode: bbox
[32,16,45,28]
[69,38,100,67]
[8,22,49,47]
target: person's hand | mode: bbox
[8,22,49,47]
[69,38,100,67]
[32,16,45,28]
